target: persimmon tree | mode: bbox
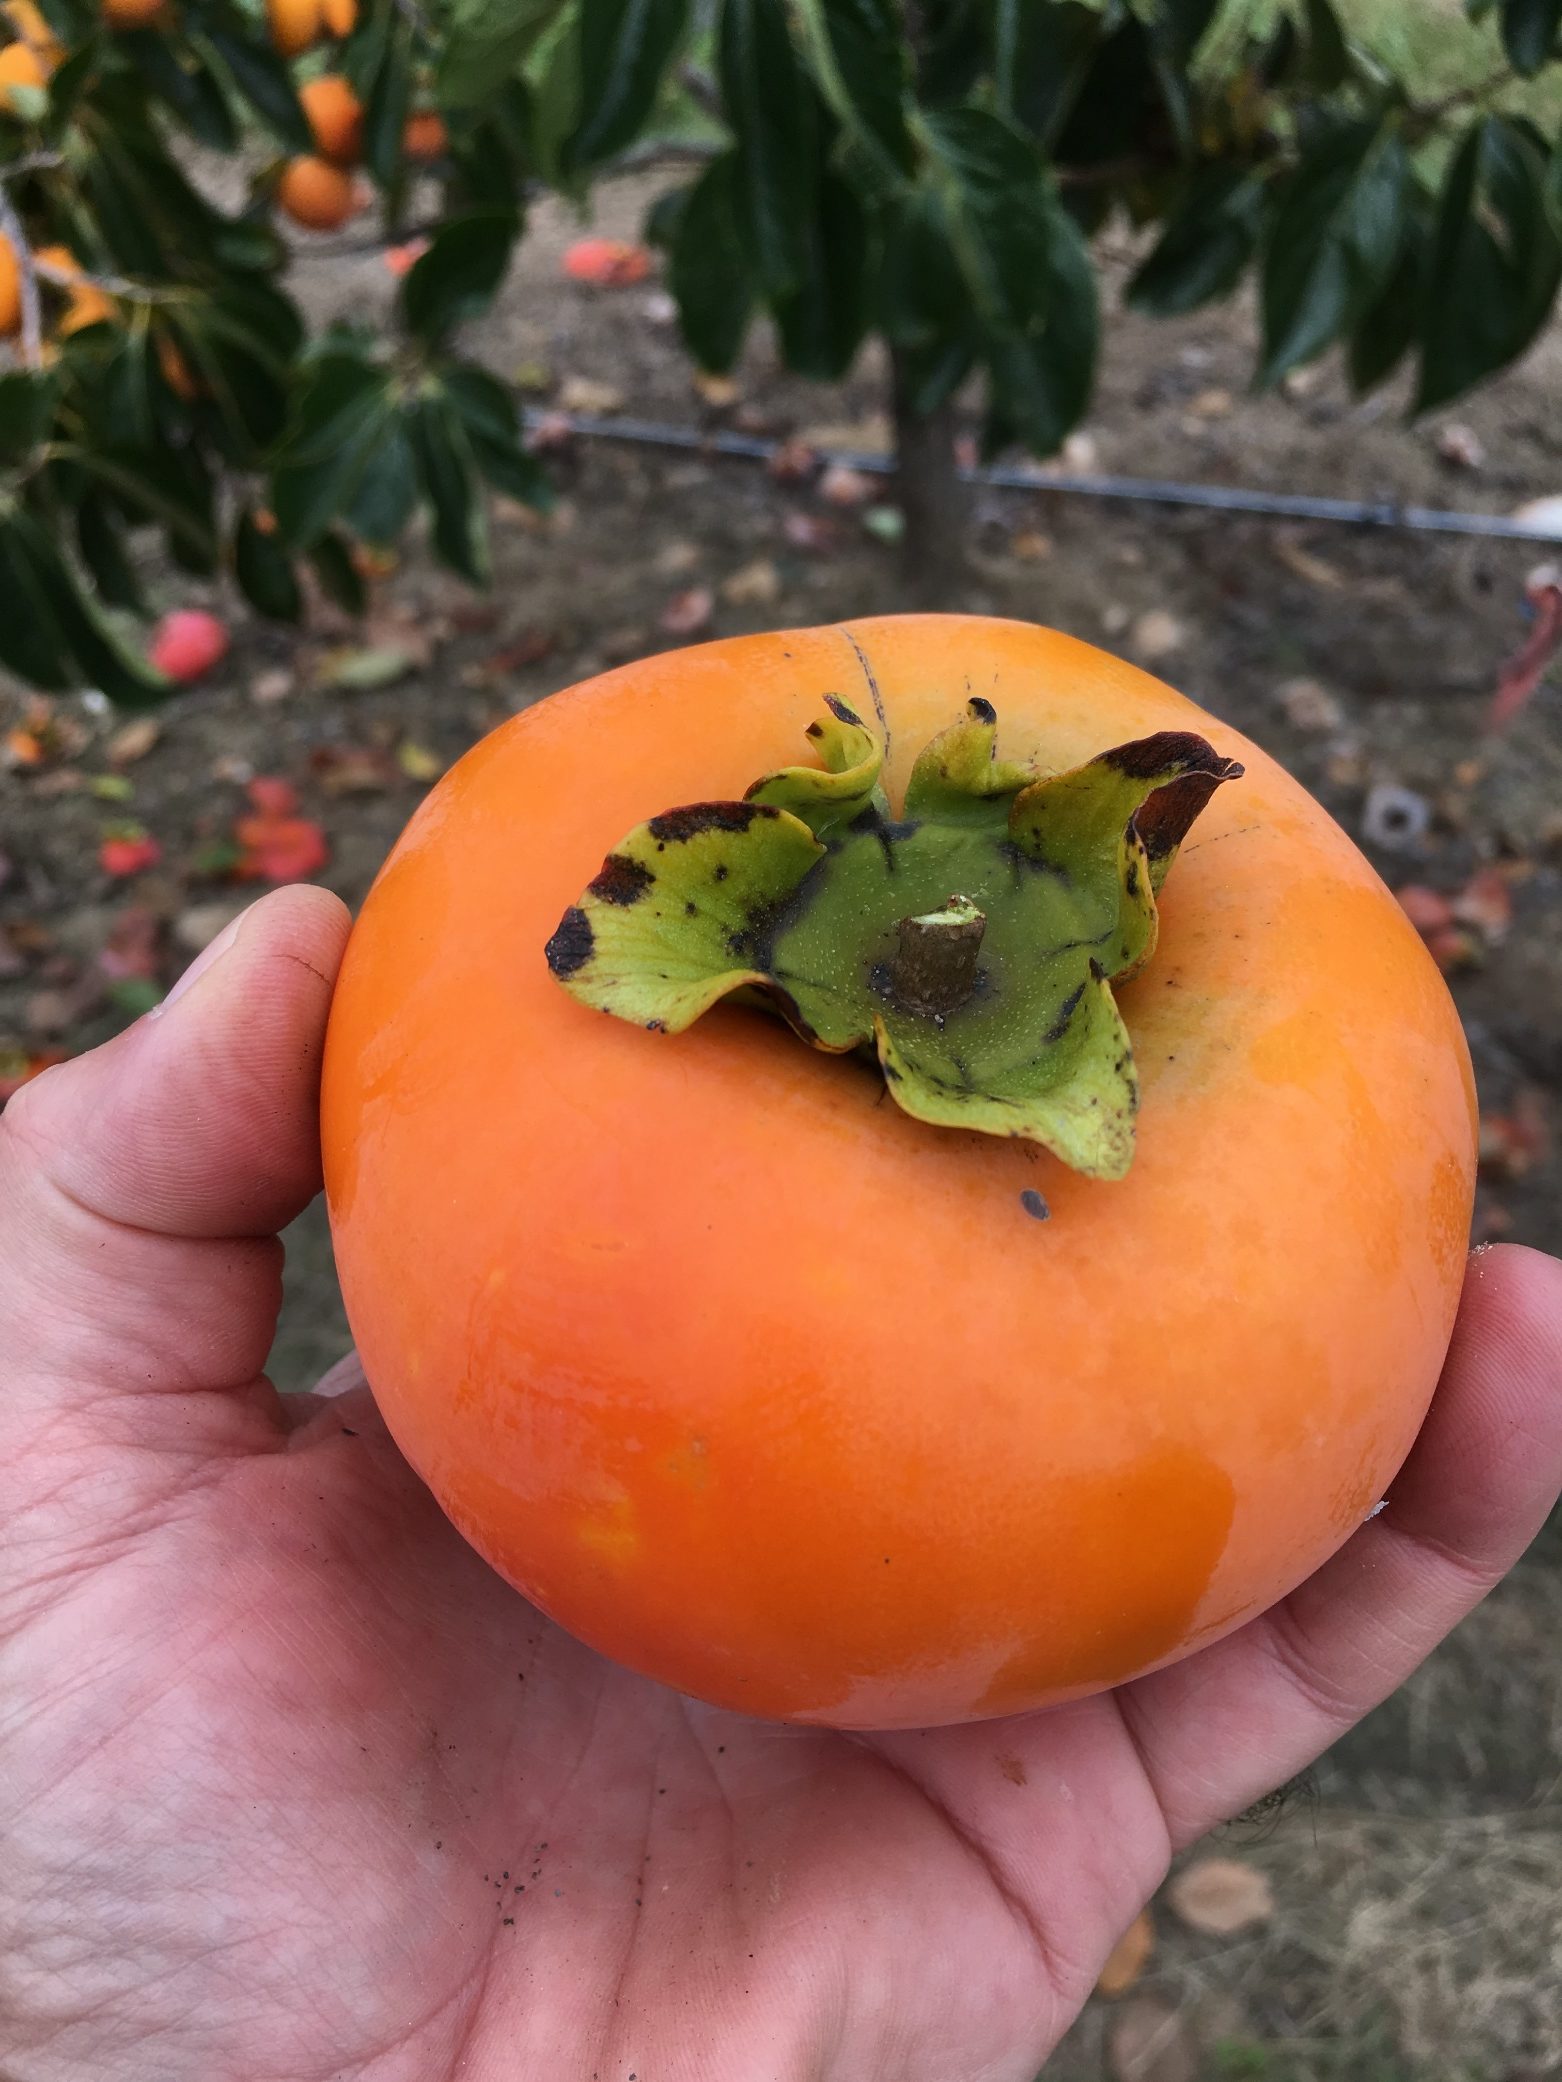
[1,0,1560,695]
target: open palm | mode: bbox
[3,888,1560,2082]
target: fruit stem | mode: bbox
[888,896,986,1019]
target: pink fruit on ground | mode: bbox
[149,609,230,684]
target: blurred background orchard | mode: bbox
[2,0,1562,2073]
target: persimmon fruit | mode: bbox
[300,72,363,166]
[0,234,19,336]
[0,36,48,106]
[100,0,167,27]
[322,616,1477,1730]
[401,108,447,161]
[275,154,359,231]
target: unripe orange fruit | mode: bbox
[0,234,20,337]
[401,108,446,161]
[320,0,355,32]
[101,0,167,26]
[275,154,360,232]
[300,73,363,165]
[0,38,49,107]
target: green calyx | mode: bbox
[545,697,1242,1178]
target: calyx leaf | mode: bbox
[546,700,1242,1176]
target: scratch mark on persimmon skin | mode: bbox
[997,1755,1028,1786]
[840,625,891,764]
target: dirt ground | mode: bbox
[3,171,1561,2080]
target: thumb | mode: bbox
[0,888,350,1438]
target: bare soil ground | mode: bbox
[3,171,1561,2081]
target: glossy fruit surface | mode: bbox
[275,154,358,231]
[148,608,228,683]
[322,617,1477,1730]
[300,73,363,165]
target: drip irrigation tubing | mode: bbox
[523,407,1562,546]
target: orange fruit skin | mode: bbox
[0,37,48,104]
[0,235,19,336]
[401,108,446,161]
[322,617,1478,1731]
[267,0,317,56]
[4,0,61,60]
[101,0,166,26]
[275,154,358,231]
[35,244,115,334]
[300,72,363,166]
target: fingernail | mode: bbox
[151,910,245,1017]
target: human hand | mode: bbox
[3,886,1559,2082]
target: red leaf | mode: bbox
[1395,884,1455,933]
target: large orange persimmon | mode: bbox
[322,616,1476,1730]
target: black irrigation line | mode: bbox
[523,406,1562,546]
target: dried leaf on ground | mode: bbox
[1107,1994,1197,2082]
[249,668,296,706]
[660,587,714,637]
[1276,677,1344,732]
[397,740,445,782]
[105,718,160,767]
[1488,563,1562,732]
[1010,529,1053,562]
[315,644,416,692]
[819,462,876,508]
[693,371,740,409]
[1167,1857,1275,1936]
[1479,1090,1551,1180]
[1450,865,1514,941]
[1096,1910,1155,1997]
[797,413,892,456]
[1396,884,1456,934]
[99,905,161,981]
[1274,535,1346,590]
[782,510,843,554]
[767,439,818,484]
[1435,423,1486,471]
[309,743,396,794]
[721,558,781,607]
[559,375,626,417]
[98,827,162,879]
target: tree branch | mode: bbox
[0,181,42,367]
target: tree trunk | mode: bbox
[891,349,971,601]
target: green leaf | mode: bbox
[565,0,692,172]
[924,106,1052,334]
[77,497,144,614]
[401,209,520,341]
[1301,0,1350,89]
[1417,116,1562,412]
[982,194,1097,456]
[408,396,490,585]
[204,26,312,153]
[771,167,870,380]
[1259,123,1409,386]
[344,420,420,542]
[1128,166,1266,316]
[130,31,241,150]
[1499,0,1562,73]
[668,154,756,372]
[309,530,367,616]
[234,508,302,622]
[718,0,820,296]
[272,359,393,546]
[441,362,555,507]
[1348,213,1424,392]
[0,368,56,468]
[996,0,1104,149]
[363,16,413,188]
[792,0,913,183]
[440,0,566,110]
[0,517,73,690]
[6,505,170,707]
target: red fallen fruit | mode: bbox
[149,609,229,684]
[561,237,652,287]
[99,829,162,877]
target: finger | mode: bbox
[0,888,350,1433]
[1116,1244,1562,1844]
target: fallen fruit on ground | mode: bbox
[322,616,1477,1729]
[299,73,364,166]
[276,155,359,232]
[148,608,228,683]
